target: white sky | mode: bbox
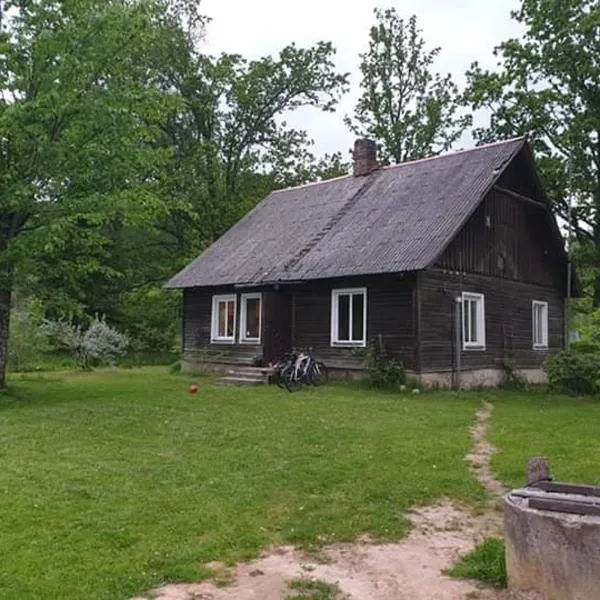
[201,0,523,158]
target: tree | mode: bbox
[346,9,471,164]
[465,0,600,304]
[0,0,190,386]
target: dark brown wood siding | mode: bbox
[183,286,264,365]
[437,188,563,290]
[292,274,416,370]
[419,269,564,373]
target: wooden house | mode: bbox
[166,138,572,387]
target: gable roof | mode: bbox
[166,138,536,289]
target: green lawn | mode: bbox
[487,390,600,489]
[0,370,483,600]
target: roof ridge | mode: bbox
[281,173,380,274]
[380,137,526,172]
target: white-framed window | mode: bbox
[331,287,367,347]
[532,300,549,349]
[210,294,237,343]
[462,292,486,350]
[240,293,262,343]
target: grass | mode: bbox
[447,537,507,588]
[287,578,344,599]
[0,369,483,600]
[485,389,600,488]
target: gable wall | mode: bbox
[436,187,564,289]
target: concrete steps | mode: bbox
[216,367,275,386]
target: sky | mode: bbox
[201,0,523,158]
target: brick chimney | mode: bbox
[353,138,379,177]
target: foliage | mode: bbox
[287,579,343,600]
[346,9,471,164]
[545,349,600,395]
[500,359,528,390]
[465,0,600,304]
[0,370,483,599]
[0,0,196,385]
[364,336,406,389]
[447,538,507,588]
[43,315,129,370]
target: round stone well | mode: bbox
[505,482,600,600]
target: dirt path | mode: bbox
[133,402,512,600]
[132,503,505,600]
[465,401,506,503]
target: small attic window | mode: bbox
[485,215,492,228]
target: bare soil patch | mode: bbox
[132,503,508,600]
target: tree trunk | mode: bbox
[0,286,9,388]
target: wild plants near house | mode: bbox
[363,336,406,389]
[43,315,129,370]
[545,349,600,395]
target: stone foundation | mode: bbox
[419,368,546,389]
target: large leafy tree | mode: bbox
[346,9,471,164]
[465,0,600,304]
[0,0,192,385]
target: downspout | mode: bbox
[454,296,462,389]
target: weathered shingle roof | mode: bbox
[166,138,527,288]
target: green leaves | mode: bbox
[346,10,471,164]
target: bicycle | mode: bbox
[273,348,328,392]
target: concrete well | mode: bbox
[504,489,600,600]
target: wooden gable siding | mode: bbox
[436,187,561,289]
[292,275,416,371]
[418,269,563,373]
[183,287,264,365]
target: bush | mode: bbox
[364,335,406,389]
[447,538,507,588]
[545,349,600,395]
[43,315,129,370]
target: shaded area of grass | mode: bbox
[447,537,507,588]
[485,390,600,489]
[0,371,483,600]
[287,578,344,600]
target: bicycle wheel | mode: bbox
[284,368,301,392]
[310,361,329,386]
[277,364,292,389]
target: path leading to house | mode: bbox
[465,401,506,503]
[133,401,521,600]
